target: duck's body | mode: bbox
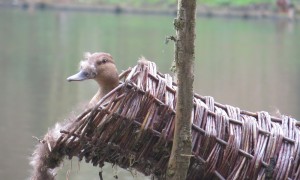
[67,52,119,107]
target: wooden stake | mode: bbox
[167,0,196,179]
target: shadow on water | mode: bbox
[0,8,299,180]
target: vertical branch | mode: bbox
[167,0,196,179]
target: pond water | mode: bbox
[0,8,299,180]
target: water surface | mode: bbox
[0,8,299,179]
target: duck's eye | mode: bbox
[102,58,108,63]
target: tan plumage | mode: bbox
[67,52,119,106]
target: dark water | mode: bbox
[0,8,299,180]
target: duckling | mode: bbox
[67,52,119,107]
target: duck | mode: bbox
[30,52,119,180]
[67,52,119,107]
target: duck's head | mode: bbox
[67,52,119,87]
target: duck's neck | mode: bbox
[89,74,119,107]
[88,89,103,107]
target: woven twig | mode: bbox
[50,61,300,180]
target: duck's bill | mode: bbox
[67,70,89,82]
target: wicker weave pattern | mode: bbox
[53,61,300,179]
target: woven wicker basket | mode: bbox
[51,60,300,180]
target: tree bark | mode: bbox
[166,0,196,179]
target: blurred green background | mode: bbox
[0,2,300,180]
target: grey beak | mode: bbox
[67,70,89,82]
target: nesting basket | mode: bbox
[51,60,300,179]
